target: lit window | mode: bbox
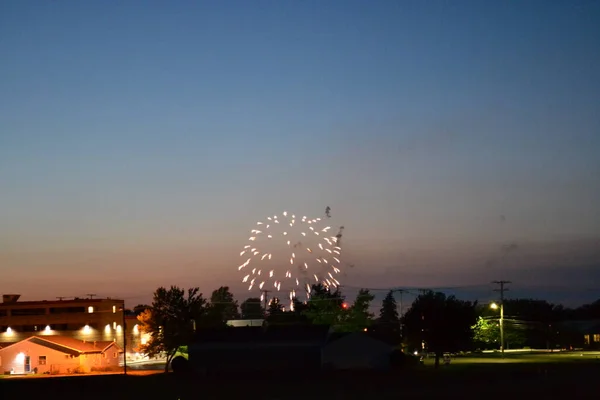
[39,356,47,365]
[88,306,94,314]
[584,334,590,345]
[104,324,111,334]
[113,306,116,313]
[594,334,600,342]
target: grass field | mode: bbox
[2,352,599,399]
[423,349,600,367]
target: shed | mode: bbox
[322,332,393,371]
[189,325,331,376]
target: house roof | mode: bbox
[194,324,331,344]
[558,319,600,333]
[0,298,123,308]
[0,336,121,356]
[0,342,17,349]
[33,336,119,353]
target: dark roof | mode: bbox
[195,324,331,344]
[325,331,392,346]
[18,336,121,356]
[0,342,17,349]
[558,319,600,333]
[0,298,123,307]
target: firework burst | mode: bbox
[238,211,344,308]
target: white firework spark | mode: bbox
[238,210,344,301]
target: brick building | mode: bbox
[0,294,146,359]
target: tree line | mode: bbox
[134,285,600,370]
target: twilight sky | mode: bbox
[1,0,599,307]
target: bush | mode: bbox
[171,356,191,375]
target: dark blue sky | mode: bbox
[1,1,599,305]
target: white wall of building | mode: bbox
[0,340,79,374]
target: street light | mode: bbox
[490,302,504,358]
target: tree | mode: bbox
[402,291,477,368]
[372,291,401,344]
[133,304,151,316]
[379,290,400,326]
[304,284,346,328]
[208,286,240,323]
[137,286,207,372]
[240,297,264,319]
[266,297,284,323]
[472,316,526,350]
[341,289,375,332]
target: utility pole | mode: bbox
[261,290,271,317]
[120,304,127,375]
[390,289,406,338]
[493,281,511,358]
[86,294,96,299]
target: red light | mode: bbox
[342,303,348,309]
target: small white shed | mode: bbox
[321,332,393,371]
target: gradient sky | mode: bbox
[1,0,599,307]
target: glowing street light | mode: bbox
[490,302,505,358]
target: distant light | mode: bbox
[116,325,122,333]
[414,351,418,356]
[16,352,25,363]
[113,305,116,314]
[133,324,139,334]
[363,328,368,332]
[6,327,13,335]
[45,325,51,333]
[490,303,499,310]
[113,322,117,330]
[83,325,92,335]
[342,303,348,309]
[88,306,94,314]
[105,324,111,334]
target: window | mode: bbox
[584,334,590,345]
[50,307,86,314]
[113,352,118,358]
[11,308,46,316]
[594,334,600,342]
[113,305,116,313]
[88,306,94,314]
[39,356,47,365]
[102,353,107,359]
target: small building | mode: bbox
[189,325,331,375]
[322,332,393,371]
[0,336,122,375]
[558,320,600,349]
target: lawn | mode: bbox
[422,349,600,367]
[2,354,599,399]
